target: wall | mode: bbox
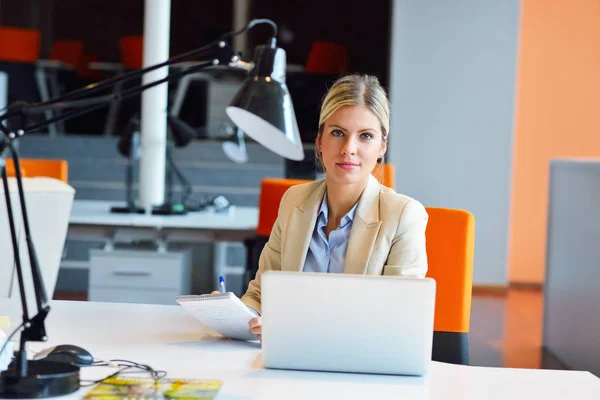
[508,0,600,284]
[388,0,521,285]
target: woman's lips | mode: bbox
[336,162,359,170]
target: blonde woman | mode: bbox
[238,74,428,340]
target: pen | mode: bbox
[219,276,226,293]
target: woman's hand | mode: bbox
[211,291,261,342]
[249,317,262,341]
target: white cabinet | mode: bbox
[89,249,192,305]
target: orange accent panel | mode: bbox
[6,159,68,183]
[425,207,475,333]
[256,178,312,236]
[0,27,40,63]
[119,36,143,69]
[509,0,600,283]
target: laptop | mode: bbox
[261,271,436,376]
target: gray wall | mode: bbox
[544,160,600,377]
[388,0,520,285]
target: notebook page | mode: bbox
[176,293,257,340]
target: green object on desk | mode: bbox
[84,377,222,399]
[0,316,8,330]
[172,203,185,213]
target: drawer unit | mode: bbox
[89,249,192,305]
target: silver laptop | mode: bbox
[261,271,436,376]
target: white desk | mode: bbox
[0,299,598,399]
[66,199,259,289]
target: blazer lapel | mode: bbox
[282,181,327,272]
[344,175,382,275]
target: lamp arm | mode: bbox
[21,58,218,133]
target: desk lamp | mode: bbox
[0,18,302,398]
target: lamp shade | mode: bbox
[226,45,304,161]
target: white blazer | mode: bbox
[241,174,429,314]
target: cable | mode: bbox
[79,358,167,387]
[220,18,278,47]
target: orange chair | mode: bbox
[425,207,475,364]
[256,178,312,237]
[305,40,348,75]
[0,27,40,63]
[119,36,143,70]
[245,177,475,365]
[49,40,84,68]
[4,163,26,178]
[373,163,395,189]
[5,159,68,182]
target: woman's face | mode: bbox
[318,105,386,186]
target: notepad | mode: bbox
[176,293,258,341]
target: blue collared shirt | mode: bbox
[303,192,358,274]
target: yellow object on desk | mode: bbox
[0,316,9,330]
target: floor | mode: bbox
[469,288,567,369]
[53,287,569,370]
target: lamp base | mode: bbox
[152,203,187,215]
[109,204,187,215]
[110,205,145,214]
[0,360,80,398]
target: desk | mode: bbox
[67,199,258,289]
[1,299,598,399]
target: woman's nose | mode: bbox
[341,137,357,155]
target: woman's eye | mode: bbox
[331,129,344,137]
[361,132,374,140]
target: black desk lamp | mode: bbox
[110,113,195,215]
[111,114,143,214]
[0,18,303,398]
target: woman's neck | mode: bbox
[325,178,368,227]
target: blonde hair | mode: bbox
[315,74,390,181]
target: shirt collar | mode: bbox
[317,191,358,229]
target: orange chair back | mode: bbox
[119,36,143,69]
[50,40,84,67]
[257,178,311,236]
[305,40,348,75]
[425,207,475,333]
[373,163,395,189]
[4,163,26,178]
[5,159,68,183]
[0,27,40,63]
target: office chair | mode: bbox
[425,207,475,365]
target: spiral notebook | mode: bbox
[176,293,258,341]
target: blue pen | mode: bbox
[219,276,226,293]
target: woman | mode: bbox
[244,74,428,340]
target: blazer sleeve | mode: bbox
[240,190,290,314]
[383,199,429,278]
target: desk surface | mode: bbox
[70,199,258,231]
[1,299,598,399]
